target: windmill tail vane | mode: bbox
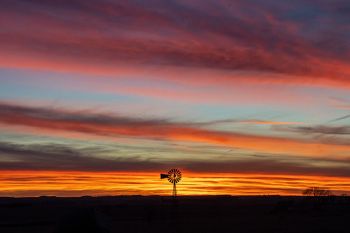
[160,168,182,197]
[160,173,169,179]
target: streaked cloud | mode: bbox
[1,141,350,177]
[274,125,350,135]
[329,114,350,123]
[1,102,350,157]
[0,141,164,171]
[0,0,349,89]
[196,119,303,126]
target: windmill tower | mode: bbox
[160,168,182,197]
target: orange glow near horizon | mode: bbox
[0,171,349,197]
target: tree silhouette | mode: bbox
[302,187,332,196]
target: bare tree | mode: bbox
[302,187,332,196]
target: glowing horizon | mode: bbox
[1,170,349,197]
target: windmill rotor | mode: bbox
[167,168,182,184]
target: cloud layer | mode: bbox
[1,141,350,178]
[1,0,350,88]
[1,102,350,158]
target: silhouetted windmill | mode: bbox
[160,168,182,197]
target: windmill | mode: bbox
[160,168,182,197]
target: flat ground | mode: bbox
[0,196,349,233]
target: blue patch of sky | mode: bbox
[0,68,142,105]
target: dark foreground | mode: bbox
[0,196,349,233]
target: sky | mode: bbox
[0,0,350,196]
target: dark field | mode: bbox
[0,196,349,233]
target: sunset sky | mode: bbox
[0,0,350,196]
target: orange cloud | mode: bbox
[1,103,349,158]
